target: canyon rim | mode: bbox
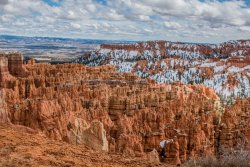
[0,0,250,166]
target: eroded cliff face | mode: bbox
[0,53,249,165]
[76,40,250,102]
[219,98,250,150]
[0,90,9,123]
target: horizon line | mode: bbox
[0,34,249,45]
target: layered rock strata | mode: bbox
[0,53,249,165]
[77,40,250,102]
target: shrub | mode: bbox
[186,150,250,167]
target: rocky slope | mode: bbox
[0,53,249,166]
[0,123,168,167]
[76,40,250,103]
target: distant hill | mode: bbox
[0,35,135,62]
[0,35,136,44]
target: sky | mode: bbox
[0,0,250,43]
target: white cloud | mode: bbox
[0,0,249,42]
[0,0,8,5]
[138,15,150,21]
[164,21,182,29]
[86,4,97,12]
[71,23,81,29]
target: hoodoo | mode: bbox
[0,53,249,165]
[77,40,250,103]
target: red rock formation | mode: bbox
[219,98,250,151]
[0,53,249,165]
[100,40,250,60]
[0,56,9,83]
[72,120,109,152]
[0,55,15,86]
[0,90,9,123]
[147,149,160,163]
[79,40,250,103]
[7,53,28,77]
[0,123,169,167]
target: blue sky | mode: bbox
[0,0,250,43]
[246,0,250,5]
[42,0,62,7]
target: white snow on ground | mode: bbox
[214,65,226,73]
[160,61,167,69]
[167,49,202,59]
[227,66,241,72]
[99,49,111,54]
[79,40,250,102]
[200,62,217,67]
[243,65,250,70]
[231,50,244,57]
[110,60,136,73]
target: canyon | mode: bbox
[76,40,250,104]
[0,53,249,166]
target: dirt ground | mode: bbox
[0,123,171,167]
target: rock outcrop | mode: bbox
[0,56,9,83]
[7,53,28,77]
[147,149,160,164]
[0,90,9,123]
[71,120,109,152]
[0,123,168,167]
[0,53,28,77]
[218,98,250,150]
[0,53,249,165]
[76,40,250,102]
